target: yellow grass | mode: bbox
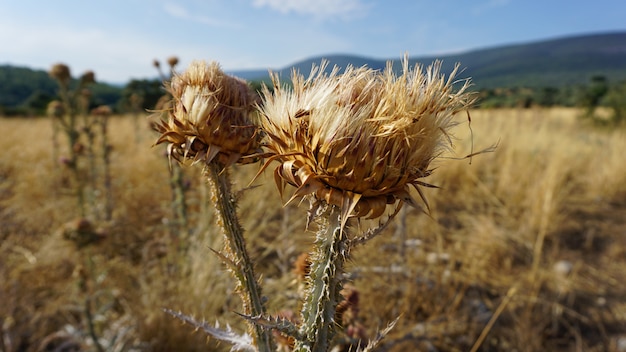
[1,108,625,351]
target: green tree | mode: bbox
[118,79,164,112]
[580,75,609,118]
[605,80,626,125]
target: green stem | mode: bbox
[295,205,348,352]
[205,162,274,352]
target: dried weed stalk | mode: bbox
[49,63,111,220]
[155,61,271,351]
[255,56,474,351]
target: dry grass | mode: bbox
[1,107,625,351]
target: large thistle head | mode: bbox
[155,60,262,166]
[257,57,475,225]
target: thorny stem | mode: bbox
[295,205,348,352]
[85,295,105,352]
[58,83,87,217]
[205,162,274,352]
[99,114,113,221]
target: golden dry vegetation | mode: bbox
[1,107,625,351]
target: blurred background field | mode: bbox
[1,107,625,351]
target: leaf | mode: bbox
[163,309,255,352]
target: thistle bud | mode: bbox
[49,63,71,84]
[80,70,95,84]
[167,56,179,68]
[91,105,112,116]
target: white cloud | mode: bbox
[0,17,224,83]
[251,0,368,20]
[163,3,241,28]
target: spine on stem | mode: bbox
[205,162,273,352]
[295,205,349,352]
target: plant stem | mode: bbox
[295,205,348,352]
[99,114,113,221]
[205,161,274,352]
[85,295,105,352]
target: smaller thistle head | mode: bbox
[167,56,179,68]
[152,59,161,69]
[91,105,112,116]
[155,60,262,167]
[47,100,65,118]
[80,71,96,85]
[257,56,475,227]
[49,63,71,84]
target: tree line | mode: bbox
[1,64,625,124]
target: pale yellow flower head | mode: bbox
[155,60,262,166]
[257,57,475,223]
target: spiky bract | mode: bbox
[257,57,475,223]
[155,61,262,166]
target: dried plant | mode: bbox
[152,55,478,352]
[152,56,191,235]
[48,63,101,218]
[155,60,271,351]
[253,56,475,351]
[91,105,114,220]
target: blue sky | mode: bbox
[2,0,625,83]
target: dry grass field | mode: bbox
[1,107,625,351]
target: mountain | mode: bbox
[2,31,625,115]
[229,31,626,89]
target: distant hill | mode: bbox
[2,31,626,115]
[229,31,626,89]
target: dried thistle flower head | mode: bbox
[80,70,95,84]
[91,105,112,116]
[257,57,475,224]
[155,60,262,166]
[47,100,65,118]
[49,63,71,83]
[167,56,179,68]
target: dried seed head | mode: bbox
[49,63,71,83]
[47,100,65,118]
[80,70,95,84]
[91,105,112,116]
[155,60,262,166]
[167,56,179,68]
[258,56,475,223]
[153,59,161,68]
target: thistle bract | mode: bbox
[258,57,475,224]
